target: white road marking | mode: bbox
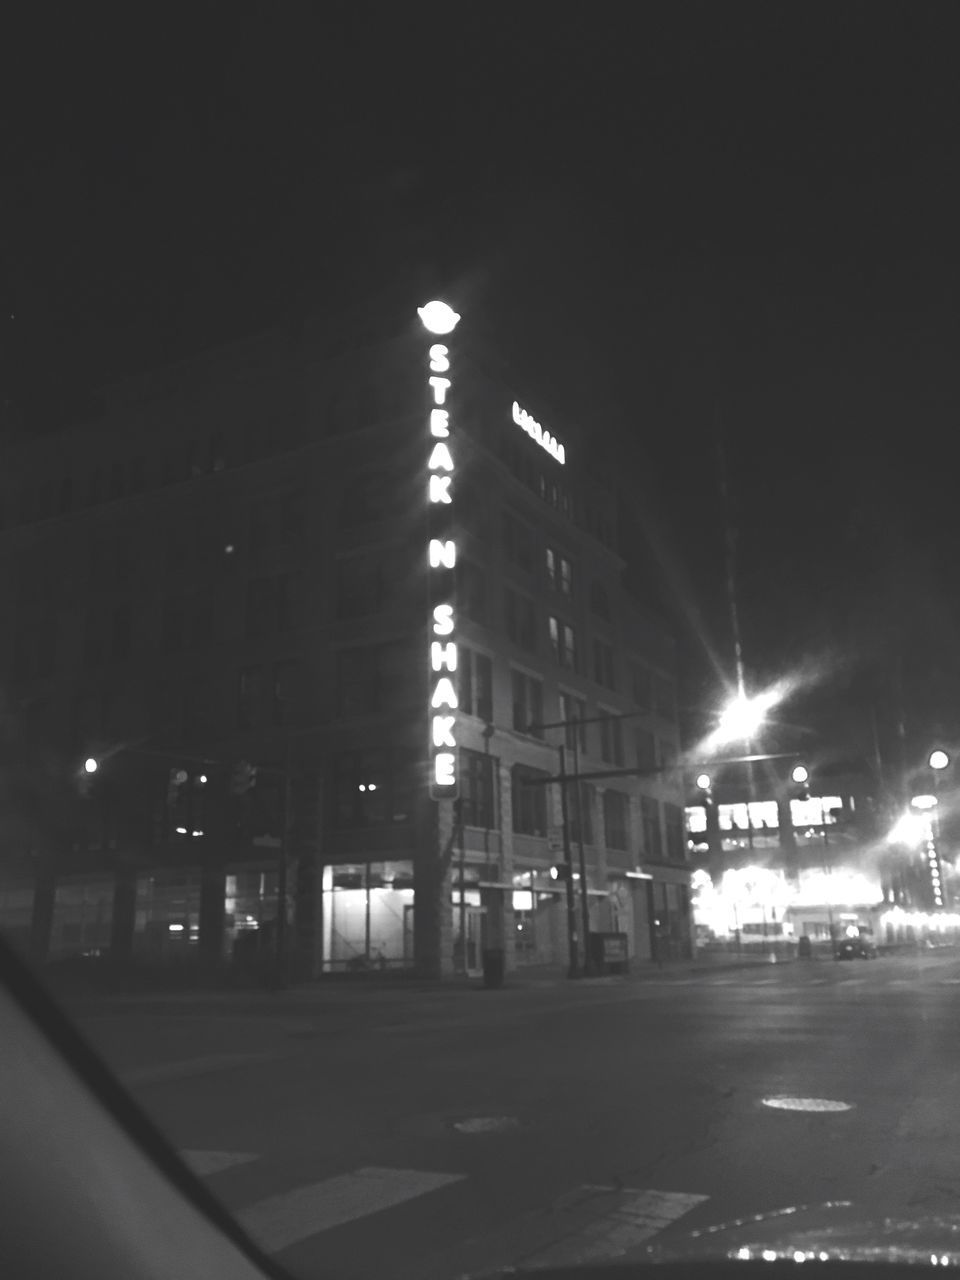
[121,1051,282,1085]
[519,1188,708,1266]
[762,1096,853,1112]
[237,1166,466,1253]
[180,1149,260,1176]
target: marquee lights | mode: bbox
[421,304,460,799]
[512,400,565,465]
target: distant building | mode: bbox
[0,303,690,978]
[685,757,958,949]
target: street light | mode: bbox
[696,773,712,791]
[930,750,950,772]
[83,757,99,775]
[791,764,809,786]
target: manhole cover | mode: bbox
[452,1115,519,1134]
[762,1097,853,1113]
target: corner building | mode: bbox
[0,303,690,979]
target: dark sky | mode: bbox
[3,3,960,761]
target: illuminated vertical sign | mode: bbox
[418,300,461,800]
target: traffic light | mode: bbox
[167,767,189,808]
[230,760,258,796]
[791,763,810,797]
[76,756,100,798]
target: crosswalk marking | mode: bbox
[122,1051,281,1086]
[237,1165,467,1253]
[517,1188,708,1267]
[180,1149,260,1176]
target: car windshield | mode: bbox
[3,6,960,1277]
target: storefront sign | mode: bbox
[421,302,460,800]
[512,401,565,465]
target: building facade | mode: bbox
[0,302,690,979]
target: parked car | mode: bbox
[836,935,878,960]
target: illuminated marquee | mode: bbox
[420,301,461,800]
[512,401,565,465]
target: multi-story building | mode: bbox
[0,300,690,979]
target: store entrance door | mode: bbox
[455,905,485,977]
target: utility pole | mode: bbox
[558,746,580,979]
[570,722,593,975]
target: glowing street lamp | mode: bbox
[417,300,461,334]
[83,757,99,775]
[711,688,781,748]
[930,750,950,772]
[696,773,712,791]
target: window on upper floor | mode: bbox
[598,711,624,766]
[333,749,413,827]
[504,587,537,651]
[250,493,306,555]
[336,645,389,717]
[511,669,544,738]
[641,795,663,861]
[511,764,549,836]
[559,691,587,754]
[593,638,615,689]
[458,648,493,722]
[568,780,595,845]
[460,748,496,828]
[635,727,657,771]
[603,789,630,850]
[272,659,303,726]
[653,673,677,721]
[503,510,535,573]
[237,666,264,729]
[631,663,653,710]
[336,555,384,618]
[548,615,578,671]
[546,547,573,596]
[458,560,487,625]
[589,581,610,619]
[664,802,686,861]
[244,573,303,638]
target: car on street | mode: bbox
[835,936,879,960]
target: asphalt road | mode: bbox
[65,952,960,1278]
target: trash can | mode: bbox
[797,935,812,959]
[482,948,505,989]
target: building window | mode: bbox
[548,615,578,670]
[250,493,305,554]
[504,587,537,651]
[334,749,391,826]
[559,692,587,754]
[511,670,544,737]
[664,803,685,861]
[659,739,679,775]
[546,547,573,595]
[14,618,57,680]
[653,673,677,721]
[272,660,302,725]
[569,781,595,845]
[336,647,385,717]
[593,638,615,689]
[589,581,610,619]
[338,470,388,528]
[336,555,383,618]
[458,560,487,624]
[503,510,535,572]
[511,765,549,836]
[238,667,264,729]
[459,648,493,722]
[598,712,624,766]
[603,789,630,850]
[631,664,653,710]
[641,796,663,860]
[460,748,496,828]
[245,574,302,638]
[635,728,657,771]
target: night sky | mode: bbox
[4,4,960,764]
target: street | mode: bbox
[65,953,960,1277]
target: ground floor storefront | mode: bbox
[0,848,693,981]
